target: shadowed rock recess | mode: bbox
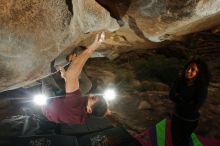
[1,0,220,140]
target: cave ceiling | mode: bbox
[1,0,220,92]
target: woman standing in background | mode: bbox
[169,58,211,146]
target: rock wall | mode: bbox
[1,0,220,92]
[0,0,118,91]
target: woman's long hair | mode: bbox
[180,58,211,87]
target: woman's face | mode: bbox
[185,63,199,80]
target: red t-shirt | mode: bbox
[42,90,88,124]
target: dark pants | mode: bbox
[171,115,198,146]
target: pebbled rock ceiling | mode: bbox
[1,0,220,92]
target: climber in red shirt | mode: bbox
[42,33,108,124]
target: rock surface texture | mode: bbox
[1,0,220,91]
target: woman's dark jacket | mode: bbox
[169,79,208,120]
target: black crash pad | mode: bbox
[77,127,141,146]
[3,127,141,146]
[12,135,79,146]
